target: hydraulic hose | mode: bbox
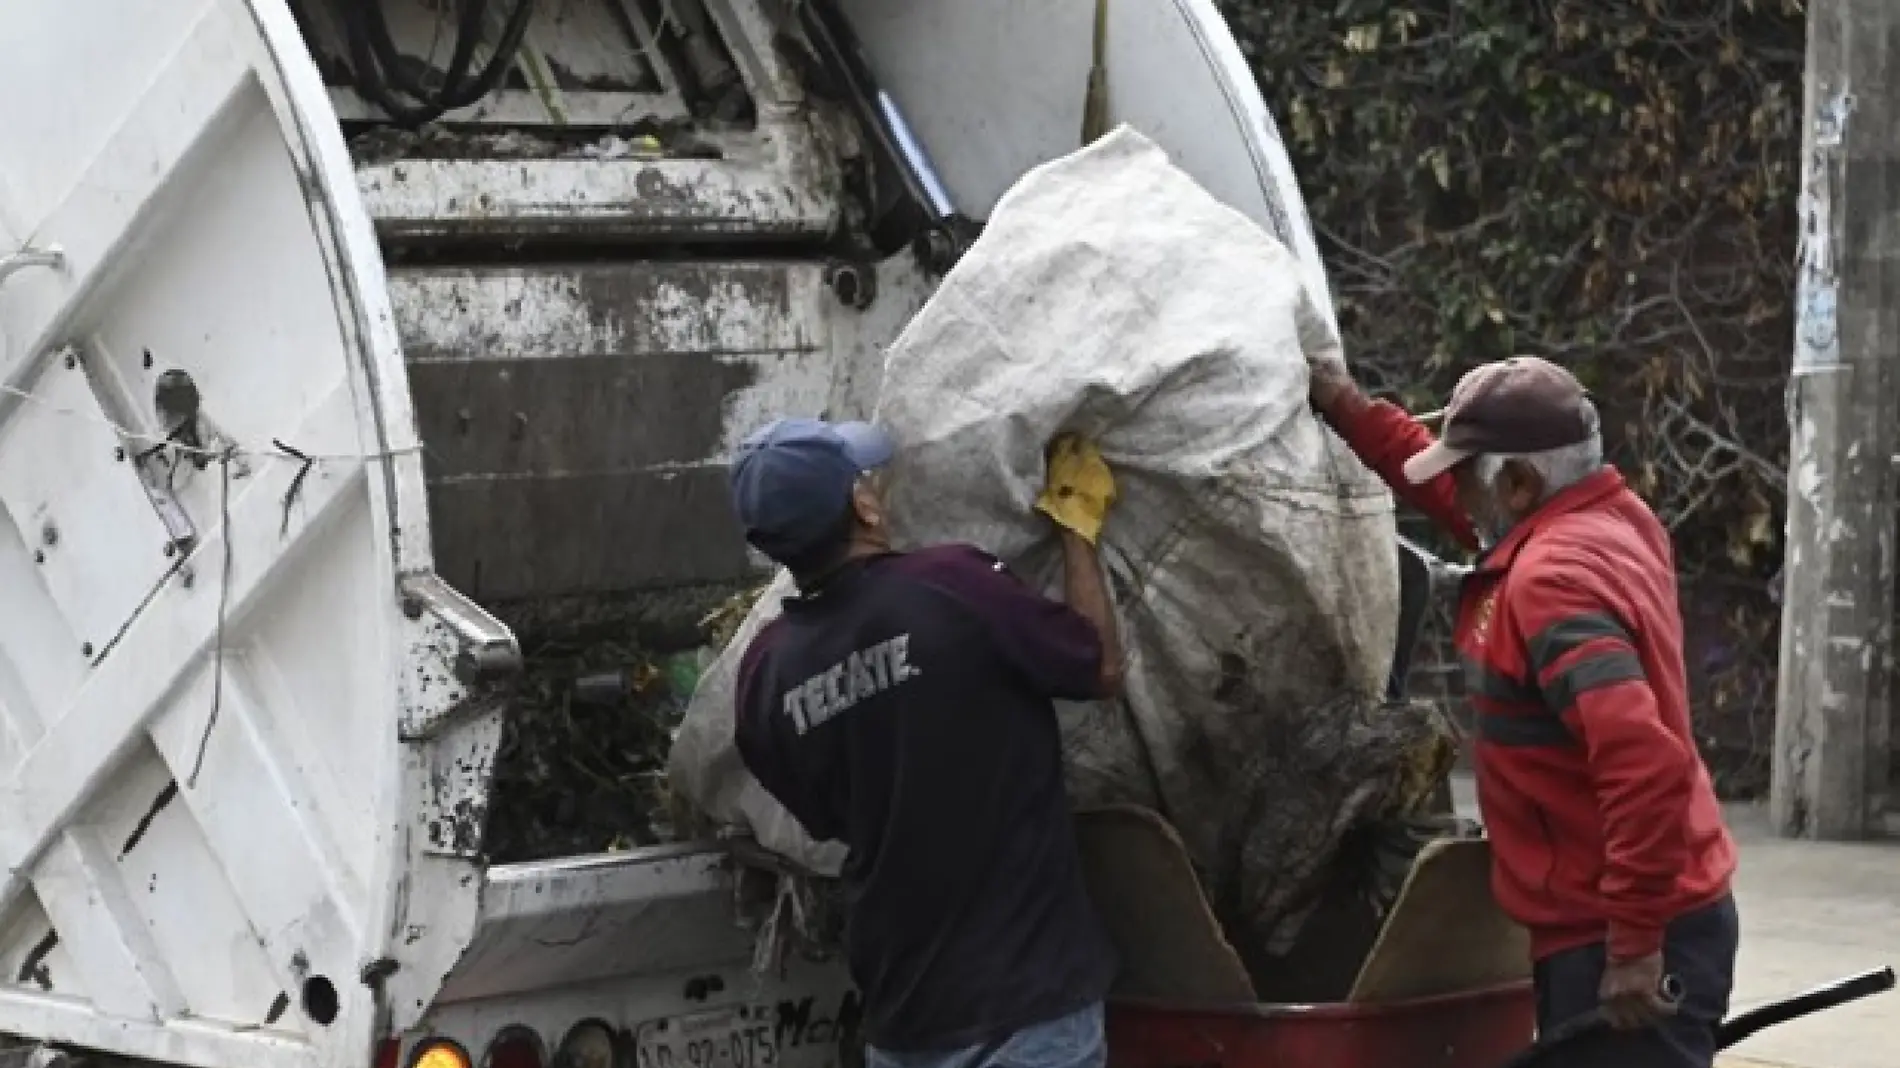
[359,0,487,102]
[332,0,540,128]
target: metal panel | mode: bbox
[0,356,175,659]
[357,148,842,243]
[0,1,253,385]
[427,466,754,599]
[835,0,1336,325]
[409,848,858,1068]
[391,262,837,599]
[0,2,497,1065]
[413,953,857,1068]
[440,847,745,1003]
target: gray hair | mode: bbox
[1473,399,1604,502]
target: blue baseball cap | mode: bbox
[729,417,896,563]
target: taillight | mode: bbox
[408,1038,473,1068]
[486,1026,548,1068]
[376,1038,402,1068]
[555,1019,618,1068]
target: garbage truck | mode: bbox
[0,2,1413,1067]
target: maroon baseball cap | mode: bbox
[1401,356,1592,484]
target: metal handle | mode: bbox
[0,246,65,287]
[1658,973,1685,1007]
[397,572,521,684]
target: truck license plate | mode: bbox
[636,995,856,1068]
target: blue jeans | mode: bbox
[866,1003,1106,1068]
[1533,896,1740,1068]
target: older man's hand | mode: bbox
[1307,348,1353,410]
[1599,952,1676,1030]
[1037,435,1117,545]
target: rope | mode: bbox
[0,367,420,789]
[0,382,421,466]
[186,454,236,789]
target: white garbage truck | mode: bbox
[0,2,1339,1066]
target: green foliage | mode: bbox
[1219,0,1805,791]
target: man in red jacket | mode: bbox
[1307,351,1739,1067]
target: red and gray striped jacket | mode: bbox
[1327,391,1736,962]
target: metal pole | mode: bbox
[1772,0,1898,840]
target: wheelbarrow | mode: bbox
[1089,809,1542,1068]
[1082,807,1896,1068]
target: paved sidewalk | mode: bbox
[1716,802,1900,1068]
[1450,778,1900,1067]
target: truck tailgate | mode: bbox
[0,3,497,1066]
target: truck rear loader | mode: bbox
[0,2,1344,1067]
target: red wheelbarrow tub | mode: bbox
[1107,980,1535,1068]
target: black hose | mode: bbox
[1492,967,1896,1068]
[332,0,540,128]
[1715,966,1896,1048]
[361,0,488,102]
[336,0,470,127]
[433,0,538,110]
[1493,975,1682,1068]
[1491,1007,1613,1068]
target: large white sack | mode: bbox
[669,126,1445,961]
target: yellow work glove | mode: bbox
[1036,434,1117,544]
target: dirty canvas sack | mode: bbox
[669,125,1449,961]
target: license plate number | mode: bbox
[635,1004,782,1068]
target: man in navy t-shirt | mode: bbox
[728,418,1125,1068]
